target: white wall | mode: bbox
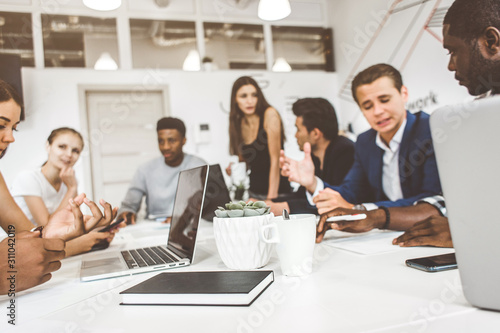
[0,68,338,199]
[328,0,472,134]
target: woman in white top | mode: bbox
[12,127,116,256]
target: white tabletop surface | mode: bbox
[2,220,500,333]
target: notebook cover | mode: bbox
[120,270,274,306]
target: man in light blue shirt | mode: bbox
[117,117,206,224]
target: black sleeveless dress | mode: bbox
[240,114,291,197]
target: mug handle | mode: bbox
[260,224,280,244]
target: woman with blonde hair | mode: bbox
[11,127,117,255]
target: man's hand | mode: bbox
[316,208,384,243]
[279,142,316,191]
[313,188,353,215]
[392,216,453,248]
[117,211,136,225]
[0,231,65,294]
[44,193,116,241]
[266,200,290,217]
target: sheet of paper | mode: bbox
[322,230,406,255]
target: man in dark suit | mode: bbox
[281,64,442,215]
[269,98,354,215]
[316,0,500,246]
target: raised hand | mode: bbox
[44,193,116,241]
[279,142,316,191]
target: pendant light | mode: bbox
[83,0,122,11]
[94,52,118,70]
[272,57,292,72]
[183,50,201,71]
[258,0,291,21]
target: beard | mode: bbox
[467,44,500,96]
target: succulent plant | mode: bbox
[214,200,271,218]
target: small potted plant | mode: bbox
[213,200,274,270]
[202,56,215,71]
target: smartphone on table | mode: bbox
[405,253,457,272]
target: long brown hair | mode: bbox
[0,80,22,107]
[228,76,284,155]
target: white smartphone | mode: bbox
[325,213,367,222]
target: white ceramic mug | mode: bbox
[260,214,316,276]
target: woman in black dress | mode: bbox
[228,76,290,200]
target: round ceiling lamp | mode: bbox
[83,0,122,11]
[258,0,291,21]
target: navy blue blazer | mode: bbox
[325,111,442,207]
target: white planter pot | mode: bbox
[213,214,274,270]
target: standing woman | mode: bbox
[228,76,290,199]
[11,127,114,255]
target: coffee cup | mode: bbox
[260,214,316,276]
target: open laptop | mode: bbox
[80,165,209,282]
[201,164,232,222]
[430,96,500,311]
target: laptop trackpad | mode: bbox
[81,256,126,277]
[83,257,122,269]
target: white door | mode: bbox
[85,89,168,209]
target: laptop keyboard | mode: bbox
[121,246,177,269]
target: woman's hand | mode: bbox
[64,231,115,257]
[44,193,116,241]
[225,162,233,176]
[59,166,78,190]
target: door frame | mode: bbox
[78,84,170,200]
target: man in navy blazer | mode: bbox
[281,64,442,215]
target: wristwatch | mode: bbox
[352,204,366,211]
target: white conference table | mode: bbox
[2,219,500,333]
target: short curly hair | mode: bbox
[444,0,500,44]
[156,117,186,137]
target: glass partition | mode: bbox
[271,26,333,71]
[0,11,34,67]
[130,19,197,69]
[203,22,266,70]
[42,14,119,69]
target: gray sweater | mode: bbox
[118,154,206,218]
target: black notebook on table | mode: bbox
[120,270,274,306]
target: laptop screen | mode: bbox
[202,164,232,221]
[167,165,208,260]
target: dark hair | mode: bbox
[444,0,500,44]
[47,127,84,149]
[351,63,403,104]
[292,98,338,141]
[228,76,285,155]
[156,117,186,137]
[0,79,22,107]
